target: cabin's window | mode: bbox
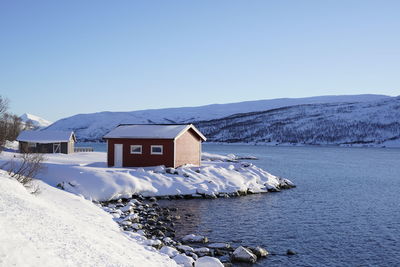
[130,145,142,154]
[151,145,163,155]
[27,142,36,148]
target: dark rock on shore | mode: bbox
[100,195,274,266]
[231,246,257,263]
[249,246,269,257]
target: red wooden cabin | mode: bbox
[103,124,206,168]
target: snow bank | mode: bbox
[3,140,18,150]
[0,170,175,266]
[0,151,292,202]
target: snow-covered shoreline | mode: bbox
[0,150,295,202]
[0,149,295,266]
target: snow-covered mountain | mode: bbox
[196,96,400,147]
[46,94,389,141]
[20,113,52,128]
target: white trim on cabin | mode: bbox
[173,124,206,142]
[69,132,77,142]
[53,143,61,153]
[114,144,123,167]
[130,145,142,154]
[151,145,163,155]
[173,139,176,168]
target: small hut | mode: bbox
[17,130,76,154]
[103,124,206,168]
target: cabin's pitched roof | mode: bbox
[103,124,206,141]
[17,130,76,143]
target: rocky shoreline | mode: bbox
[98,183,296,266]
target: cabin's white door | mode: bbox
[53,143,61,153]
[114,144,123,167]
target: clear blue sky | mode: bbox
[1,0,399,121]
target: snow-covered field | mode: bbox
[0,170,176,266]
[0,150,291,202]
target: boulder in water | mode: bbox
[231,246,257,263]
[249,246,268,257]
[182,234,208,243]
[286,249,297,255]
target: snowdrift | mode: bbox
[0,151,293,202]
[0,170,175,266]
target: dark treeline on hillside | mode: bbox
[195,98,400,145]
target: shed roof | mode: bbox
[103,124,206,141]
[17,130,76,143]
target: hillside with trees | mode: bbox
[195,96,400,146]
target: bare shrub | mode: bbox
[5,152,45,193]
[0,96,10,149]
[24,119,37,130]
[7,114,23,141]
[0,96,23,151]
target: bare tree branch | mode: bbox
[0,96,23,150]
[0,96,9,117]
[4,152,45,193]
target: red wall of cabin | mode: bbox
[106,138,174,167]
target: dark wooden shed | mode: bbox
[17,130,76,154]
[103,124,207,168]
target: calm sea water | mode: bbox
[76,142,108,152]
[78,143,400,266]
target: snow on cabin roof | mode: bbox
[17,130,76,143]
[103,124,206,141]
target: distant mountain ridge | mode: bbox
[196,96,400,147]
[45,94,390,142]
[20,113,52,128]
